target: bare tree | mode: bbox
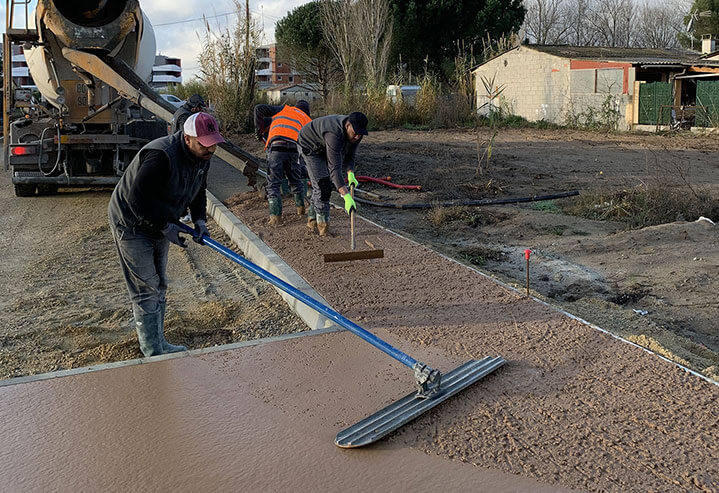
[198,0,260,133]
[353,0,393,88]
[564,0,599,45]
[523,0,688,48]
[321,0,361,96]
[523,0,571,44]
[588,0,637,47]
[635,1,683,48]
[276,43,340,101]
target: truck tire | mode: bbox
[14,184,36,197]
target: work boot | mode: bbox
[268,197,282,216]
[317,220,329,237]
[159,302,187,353]
[294,192,305,216]
[134,311,165,357]
[307,217,317,232]
[268,215,282,227]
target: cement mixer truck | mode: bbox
[3,0,259,197]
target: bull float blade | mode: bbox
[335,356,505,448]
[323,249,384,263]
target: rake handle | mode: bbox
[177,222,418,369]
[350,184,356,251]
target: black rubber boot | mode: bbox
[134,311,165,357]
[159,301,187,354]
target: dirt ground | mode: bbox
[224,188,719,492]
[0,172,307,379]
[234,127,719,381]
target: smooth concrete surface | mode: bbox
[0,330,563,491]
[205,192,337,331]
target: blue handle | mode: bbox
[178,222,418,369]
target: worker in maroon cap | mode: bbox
[108,112,225,357]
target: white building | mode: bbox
[152,54,182,90]
[471,45,719,130]
[264,83,321,104]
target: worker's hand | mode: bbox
[193,219,210,245]
[347,170,359,188]
[161,223,187,248]
[343,193,357,215]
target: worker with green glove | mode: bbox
[297,112,368,237]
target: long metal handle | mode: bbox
[177,223,418,369]
[350,184,356,251]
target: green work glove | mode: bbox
[343,193,357,215]
[347,170,359,188]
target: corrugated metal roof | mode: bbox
[527,45,700,64]
[471,44,719,72]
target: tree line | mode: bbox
[522,0,718,49]
[275,0,525,99]
[177,0,718,132]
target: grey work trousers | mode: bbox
[301,150,346,223]
[266,148,306,201]
[110,222,169,318]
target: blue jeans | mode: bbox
[110,223,169,318]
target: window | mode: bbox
[277,76,282,81]
[289,76,294,83]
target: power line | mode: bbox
[152,8,280,28]
[153,10,237,27]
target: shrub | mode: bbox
[564,185,719,228]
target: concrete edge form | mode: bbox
[0,327,344,388]
[349,207,719,388]
[206,191,339,332]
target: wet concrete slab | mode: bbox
[0,330,563,491]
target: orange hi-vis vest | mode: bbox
[265,105,312,149]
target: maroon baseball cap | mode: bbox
[184,112,226,147]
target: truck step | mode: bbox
[13,171,45,177]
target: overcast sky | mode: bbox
[142,0,310,79]
[1,0,310,80]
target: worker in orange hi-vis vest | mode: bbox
[254,100,312,226]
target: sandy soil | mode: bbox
[233,127,719,381]
[226,190,719,492]
[0,171,307,379]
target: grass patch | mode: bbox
[425,205,504,227]
[543,224,568,236]
[528,199,562,214]
[402,123,432,131]
[458,246,506,266]
[476,115,563,129]
[564,185,719,228]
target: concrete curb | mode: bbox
[206,192,339,331]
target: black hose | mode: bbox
[38,124,63,177]
[354,190,580,209]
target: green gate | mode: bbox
[638,82,672,125]
[696,80,719,127]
